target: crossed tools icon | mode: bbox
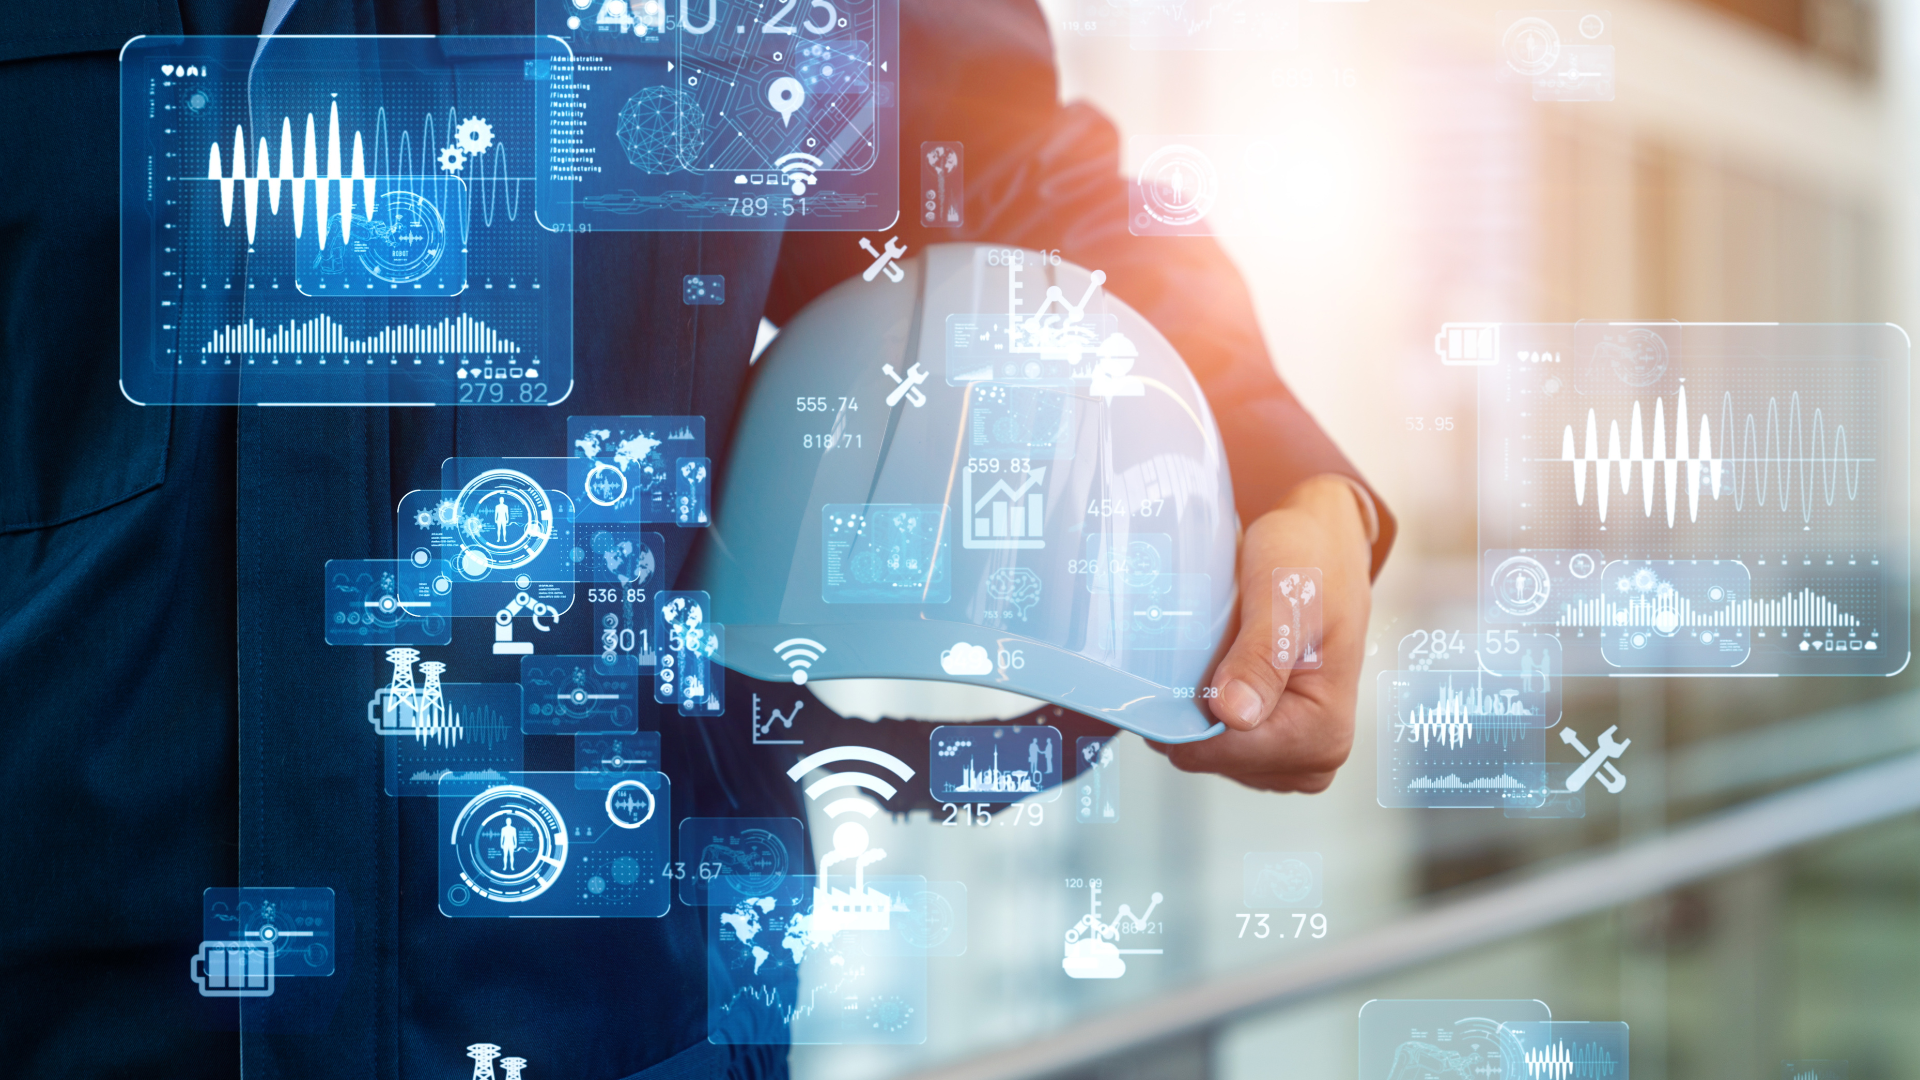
[1559,724,1630,793]
[860,235,908,283]
[883,362,929,408]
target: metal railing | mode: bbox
[903,692,1920,1080]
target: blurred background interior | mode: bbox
[786,0,1920,1077]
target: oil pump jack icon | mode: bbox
[1062,879,1162,979]
[1006,261,1143,398]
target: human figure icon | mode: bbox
[499,813,520,872]
[493,495,511,543]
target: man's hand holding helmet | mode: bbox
[1163,474,1374,793]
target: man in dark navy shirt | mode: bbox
[0,0,1392,1075]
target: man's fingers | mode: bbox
[1164,695,1351,777]
[1208,609,1288,731]
[1207,515,1299,731]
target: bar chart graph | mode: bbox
[199,312,523,358]
[962,468,1047,549]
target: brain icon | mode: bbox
[986,567,1043,620]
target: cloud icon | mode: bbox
[939,641,993,676]
[1062,939,1127,980]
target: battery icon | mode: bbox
[190,940,275,997]
[1435,323,1500,365]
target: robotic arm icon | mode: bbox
[494,592,561,655]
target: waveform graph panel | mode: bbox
[1377,670,1548,809]
[1357,999,1553,1080]
[121,36,572,405]
[382,683,524,797]
[1782,1061,1849,1080]
[1496,1020,1629,1080]
[1477,322,1910,675]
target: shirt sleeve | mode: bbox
[764,0,1396,579]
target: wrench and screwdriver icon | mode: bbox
[882,362,929,408]
[1559,724,1630,793]
[860,236,909,283]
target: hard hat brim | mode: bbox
[723,620,1226,743]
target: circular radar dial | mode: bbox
[584,462,629,507]
[1136,144,1219,228]
[451,785,569,903]
[1502,16,1561,76]
[898,889,956,950]
[1491,555,1551,617]
[702,828,790,895]
[605,778,657,829]
[1595,327,1670,388]
[354,190,448,284]
[453,469,555,578]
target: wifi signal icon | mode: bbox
[774,637,826,685]
[786,745,916,816]
[775,152,823,197]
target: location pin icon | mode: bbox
[767,76,805,127]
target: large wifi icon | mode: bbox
[774,637,826,685]
[775,152,823,197]
[786,745,915,819]
[789,746,916,935]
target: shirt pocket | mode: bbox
[0,0,181,64]
[0,2,181,533]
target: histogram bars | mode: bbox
[1560,384,1868,526]
[199,313,522,357]
[1557,587,1857,629]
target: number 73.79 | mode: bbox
[1235,913,1327,939]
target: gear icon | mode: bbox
[437,144,467,174]
[454,117,495,157]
